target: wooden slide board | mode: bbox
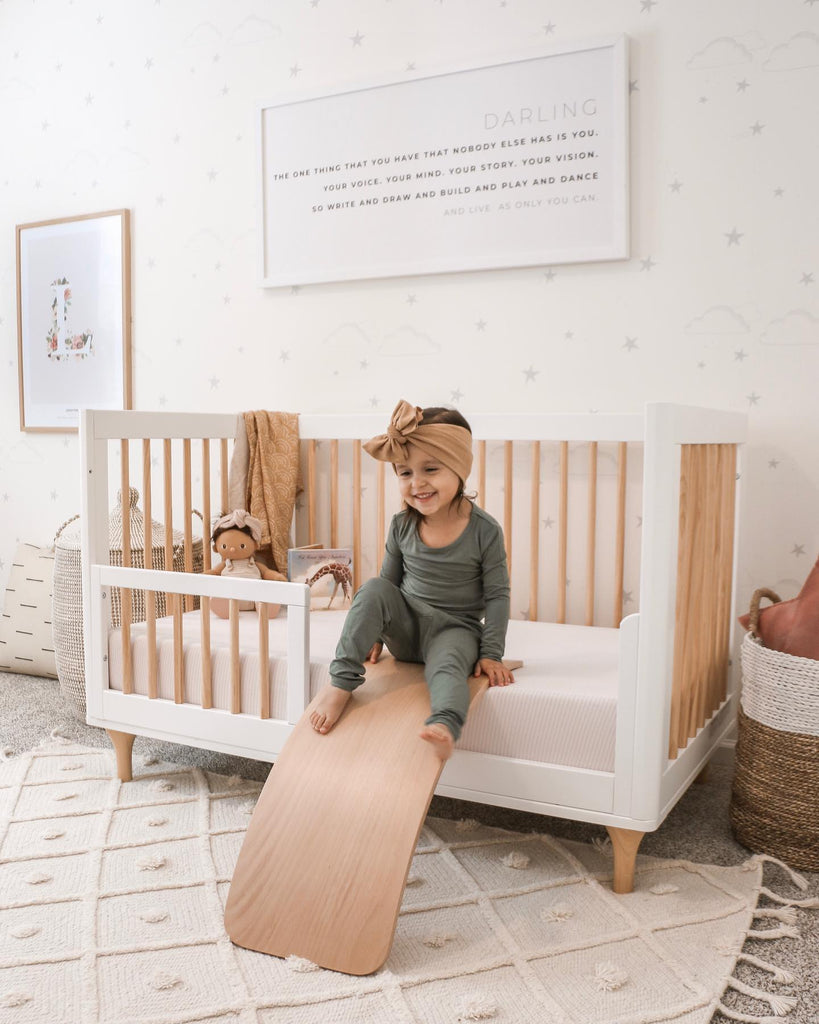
[224,656,494,976]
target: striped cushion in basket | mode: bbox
[0,542,58,678]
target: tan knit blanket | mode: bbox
[227,411,301,575]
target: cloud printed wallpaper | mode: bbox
[1,0,818,634]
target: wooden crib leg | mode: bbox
[605,826,646,894]
[107,729,136,782]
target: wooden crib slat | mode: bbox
[220,439,229,516]
[144,597,158,700]
[164,438,184,703]
[687,447,708,748]
[557,441,569,624]
[142,440,153,566]
[670,444,698,756]
[716,445,737,706]
[201,596,213,709]
[353,442,362,591]
[688,446,710,746]
[142,440,158,700]
[529,441,540,621]
[504,441,513,575]
[120,440,133,695]
[259,603,270,719]
[120,440,131,565]
[691,445,719,739]
[710,447,727,724]
[708,446,728,724]
[585,442,598,627]
[476,440,486,508]
[202,438,212,571]
[685,448,708,744]
[307,440,317,545]
[163,439,173,572]
[704,447,723,726]
[120,610,133,697]
[183,438,193,611]
[173,593,184,704]
[230,599,241,714]
[671,532,689,748]
[613,442,627,627]
[699,445,728,740]
[376,461,385,574]
[330,440,339,548]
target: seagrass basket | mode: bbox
[52,487,203,716]
[730,588,819,871]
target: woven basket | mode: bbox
[52,488,204,716]
[730,588,819,871]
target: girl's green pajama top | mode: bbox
[328,504,510,740]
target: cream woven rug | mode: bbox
[1,741,815,1024]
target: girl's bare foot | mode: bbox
[419,723,455,760]
[309,685,352,734]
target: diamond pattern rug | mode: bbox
[0,740,814,1024]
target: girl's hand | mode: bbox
[473,658,515,686]
[367,642,383,664]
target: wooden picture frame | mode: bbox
[16,209,131,432]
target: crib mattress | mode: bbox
[108,611,619,772]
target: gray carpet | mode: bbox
[2,670,817,1024]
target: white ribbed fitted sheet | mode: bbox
[108,611,619,773]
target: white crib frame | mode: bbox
[81,404,746,891]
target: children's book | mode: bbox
[287,546,354,610]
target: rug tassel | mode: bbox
[747,925,800,940]
[727,978,797,1016]
[754,908,799,926]
[759,886,819,909]
[717,1004,781,1024]
[736,954,796,985]
[747,855,809,891]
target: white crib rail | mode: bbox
[86,565,310,723]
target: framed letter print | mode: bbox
[16,209,132,432]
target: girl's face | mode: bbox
[213,527,257,560]
[395,447,461,520]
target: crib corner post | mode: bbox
[605,826,646,894]
[107,729,136,782]
[285,587,311,725]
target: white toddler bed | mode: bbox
[80,404,746,892]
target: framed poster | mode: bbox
[259,36,628,286]
[16,209,132,432]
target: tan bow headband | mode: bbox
[362,400,473,482]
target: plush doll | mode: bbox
[207,510,285,618]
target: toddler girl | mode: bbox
[309,400,514,759]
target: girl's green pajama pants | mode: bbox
[328,576,480,741]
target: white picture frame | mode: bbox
[259,36,629,287]
[16,209,132,433]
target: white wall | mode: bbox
[1,0,818,617]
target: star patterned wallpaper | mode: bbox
[0,0,818,633]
